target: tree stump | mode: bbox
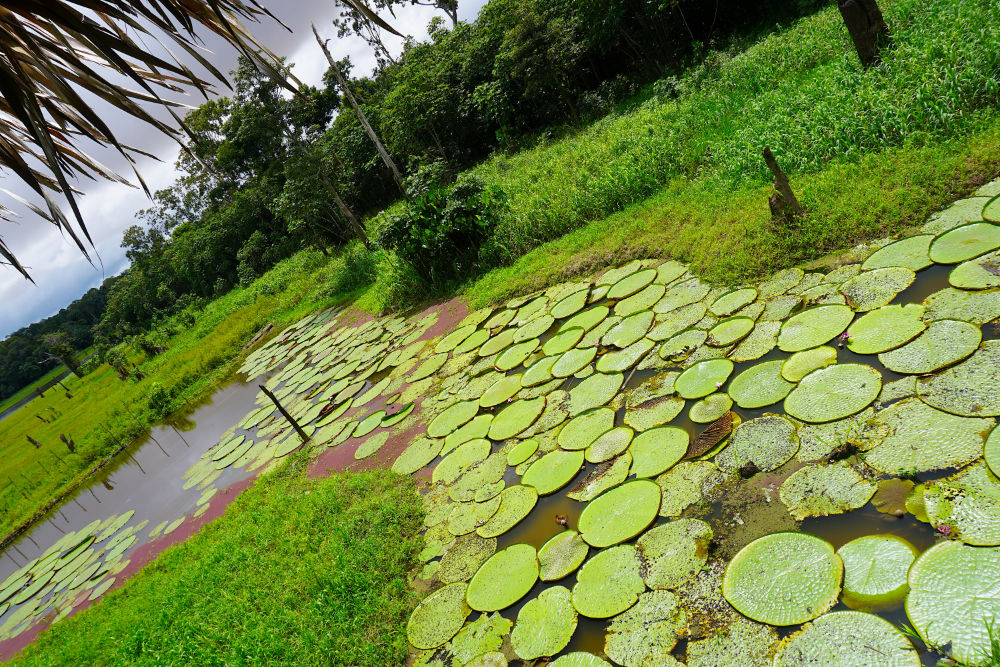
[763,147,803,227]
[837,0,891,69]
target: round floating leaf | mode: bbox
[906,541,1000,664]
[603,311,654,349]
[466,544,539,612]
[784,364,882,423]
[862,235,934,271]
[596,338,654,373]
[918,339,1000,416]
[429,400,481,439]
[479,330,517,358]
[837,535,916,612]
[656,460,725,517]
[448,496,502,536]
[515,313,555,343]
[637,519,713,590]
[649,303,707,341]
[658,328,707,361]
[353,410,386,439]
[715,415,799,474]
[675,359,734,399]
[781,346,837,382]
[846,304,926,354]
[778,305,854,351]
[562,306,609,335]
[572,544,646,618]
[624,397,684,432]
[507,438,539,466]
[551,290,590,319]
[604,590,687,666]
[629,427,688,478]
[407,582,471,649]
[710,288,757,317]
[439,534,498,584]
[522,449,585,495]
[840,267,915,312]
[551,654,612,667]
[864,398,991,474]
[689,393,733,424]
[558,408,614,451]
[986,193,1000,222]
[730,320,781,362]
[539,531,589,581]
[950,250,1000,289]
[774,611,919,666]
[929,221,1000,264]
[480,374,523,408]
[511,586,578,660]
[723,532,843,626]
[655,278,710,313]
[495,341,538,371]
[488,396,546,440]
[615,284,665,318]
[585,427,634,464]
[552,347,597,379]
[392,438,443,475]
[987,425,1000,477]
[608,268,657,300]
[434,439,491,484]
[707,317,754,347]
[477,485,538,538]
[436,324,478,354]
[727,359,794,409]
[778,462,876,520]
[759,267,804,298]
[578,479,661,547]
[454,328,490,355]
[567,453,632,502]
[544,327,585,356]
[922,463,1000,545]
[569,372,624,415]
[922,286,1000,324]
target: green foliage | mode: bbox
[11,468,424,667]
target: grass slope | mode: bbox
[10,465,423,666]
[0,365,71,417]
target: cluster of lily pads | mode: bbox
[0,510,143,640]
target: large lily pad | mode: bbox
[510,586,578,660]
[558,408,615,451]
[586,426,634,463]
[608,268,657,300]
[689,393,733,424]
[656,461,726,517]
[393,438,444,475]
[572,544,646,618]
[466,544,539,612]
[778,305,854,352]
[551,289,590,319]
[987,425,1000,477]
[781,346,836,382]
[544,327,586,356]
[921,463,1000,546]
[778,462,876,520]
[552,347,598,378]
[603,311,654,349]
[615,284,665,317]
[477,485,538,538]
[674,359,734,399]
[567,453,632,502]
[727,360,794,409]
[604,590,687,667]
[950,249,1000,289]
[928,221,1000,264]
[685,617,778,667]
[837,535,916,612]
[568,372,624,415]
[655,278,710,313]
[550,654,612,667]
[439,534,498,584]
[845,304,926,355]
[480,374,523,408]
[862,235,934,272]
[922,286,1000,324]
[906,541,1000,664]
[878,319,981,374]
[918,339,1000,416]
[539,531,589,581]
[629,426,688,478]
[578,479,661,547]
[488,396,545,440]
[637,519,713,590]
[429,400,481,439]
[840,267,915,312]
[434,439,491,484]
[715,415,798,474]
[773,611,919,666]
[707,317,754,347]
[784,364,882,423]
[722,532,842,626]
[623,397,684,431]
[710,288,757,317]
[522,449,585,495]
[407,582,471,649]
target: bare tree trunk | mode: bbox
[837,0,891,69]
[762,147,803,226]
[259,385,311,443]
[322,176,372,250]
[312,25,407,195]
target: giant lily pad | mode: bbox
[568,372,624,415]
[727,359,794,409]
[466,544,539,612]
[551,290,590,319]
[878,319,981,374]
[918,339,1000,416]
[781,346,836,382]
[558,408,614,451]
[407,582,471,649]
[778,462,876,520]
[922,286,1000,324]
[675,359,734,399]
[562,306,609,333]
[596,338,653,373]
[477,485,538,538]
[522,450,585,495]
[551,655,611,667]
[578,479,661,547]
[629,427,688,478]
[604,590,687,666]
[837,535,916,612]
[480,374,523,408]
[928,221,1000,264]
[585,426,634,463]
[488,396,545,440]
[921,463,1000,545]
[710,288,757,317]
[773,611,919,666]
[539,531,589,581]
[572,545,646,618]
[552,347,598,378]
[722,532,842,626]
[636,519,713,590]
[715,415,799,474]
[603,311,654,349]
[862,235,934,271]
[439,534,498,584]
[429,400,481,439]
[987,425,1000,477]
[623,397,684,431]
[656,461,726,517]
[840,267,915,312]
[495,341,538,371]
[608,268,657,300]
[567,453,632,502]
[544,327,585,356]
[615,284,665,317]
[685,617,779,667]
[648,303,707,341]
[707,317,754,347]
[434,439,492,484]
[657,328,707,361]
[689,393,732,424]
[906,541,1000,664]
[510,586,578,660]
[950,250,1000,289]
[845,304,926,354]
[418,613,512,667]
[784,364,882,423]
[729,320,781,362]
[393,437,443,475]
[778,305,854,352]
[655,278,710,313]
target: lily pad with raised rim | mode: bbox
[918,339,1000,416]
[837,535,916,612]
[568,372,624,416]
[727,359,794,409]
[949,249,1000,290]
[778,462,876,520]
[572,544,646,618]
[716,414,799,474]
[862,235,934,272]
[428,400,481,439]
[407,582,471,649]
[840,267,915,312]
[488,396,546,440]
[929,221,1000,264]
[778,305,854,352]
[578,479,661,547]
[477,485,538,538]
[845,304,926,355]
[510,586,578,660]
[522,449,585,495]
[466,543,539,612]
[710,288,757,317]
[781,346,836,382]
[773,611,919,666]
[629,426,688,478]
[784,364,882,423]
[707,317,754,347]
[675,359,734,399]
[637,519,713,590]
[689,393,733,424]
[585,426,634,463]
[539,531,589,581]
[604,590,687,666]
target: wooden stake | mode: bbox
[837,0,891,69]
[763,147,803,226]
[259,385,311,443]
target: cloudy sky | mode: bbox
[0,0,487,338]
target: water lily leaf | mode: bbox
[685,617,778,667]
[450,453,507,502]
[922,196,991,234]
[689,393,733,424]
[774,611,919,666]
[608,268,657,300]
[552,347,598,379]
[567,453,632,502]
[480,330,518,359]
[922,463,1000,545]
[637,519,713,590]
[727,359,794,409]
[392,438,443,475]
[781,346,837,382]
[586,426,635,463]
[407,582,471,649]
[655,278,710,313]
[929,221,1000,264]
[429,400,481,439]
[466,544,538,612]
[655,261,687,286]
[488,396,546,440]
[559,407,615,450]
[603,311,654,349]
[596,338,654,373]
[436,324,478,354]
[416,613,512,667]
[905,541,1000,664]
[759,268,804,299]
[439,534,498,584]
[846,304,926,354]
[837,535,916,612]
[495,341,539,371]
[454,328,490,355]
[784,364,882,423]
[710,288,758,317]
[707,317,754,347]
[778,305,854,352]
[514,313,555,344]
[840,267,915,312]
[506,438,539,466]
[476,485,539,538]
[648,302,708,341]
[629,427,688,478]
[434,439,491,484]
[987,425,1000,477]
[657,328,707,361]
[623,397,684,431]
[716,415,798,474]
[578,479,661,547]
[723,532,842,626]
[544,327,585,356]
[656,461,728,517]
[353,410,386,439]
[862,235,934,271]
[443,415,493,455]
[511,586,578,660]
[551,289,590,319]
[522,449,585,495]
[675,359,734,399]
[539,531,589,581]
[572,544,646,618]
[729,320,781,362]
[480,374,523,408]
[604,590,687,666]
[778,462,876,520]
[562,305,610,333]
[985,192,1000,222]
[615,284,666,317]
[918,339,1000,416]
[762,294,802,321]
[949,249,1000,290]
[569,372,624,415]
[551,654,612,667]
[923,286,1000,324]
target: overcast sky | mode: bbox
[0,0,487,338]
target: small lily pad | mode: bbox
[784,364,882,423]
[778,305,855,352]
[510,586,578,660]
[585,426,635,463]
[716,414,799,474]
[476,486,539,538]
[522,450,585,495]
[778,462,876,520]
[675,359,734,399]
[578,479,661,547]
[845,304,926,354]
[466,544,539,612]
[429,400,482,439]
[507,439,539,466]
[781,346,837,382]
[488,396,546,440]
[629,427,688,478]
[572,545,646,618]
[928,221,1000,264]
[773,611,919,666]
[840,267,915,312]
[918,339,1000,416]
[407,582,471,649]
[689,393,733,424]
[604,590,687,666]
[727,359,794,409]
[539,531,589,581]
[710,288,757,317]
[707,317,754,347]
[837,535,916,612]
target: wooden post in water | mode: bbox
[763,147,803,227]
[837,0,891,69]
[259,385,311,443]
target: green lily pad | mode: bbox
[562,306,609,335]
[476,486,539,538]
[608,268,657,300]
[567,453,632,502]
[759,268,804,298]
[778,462,876,520]
[429,400,482,439]
[716,415,799,474]
[569,372,624,415]
[604,590,687,666]
[923,286,1000,324]
[480,374,523,408]
[655,278,710,314]
[784,364,882,423]
[707,317,754,347]
[551,290,590,319]
[454,329,490,355]
[637,519,713,589]
[551,654,611,667]
[922,463,1000,545]
[675,359,734,399]
[436,324,478,354]
[906,541,1000,665]
[544,327,585,356]
[596,338,654,373]
[615,284,666,317]
[392,437,443,475]
[922,196,991,234]
[488,396,545,440]
[449,453,507,502]
[522,450,585,495]
[985,192,1000,222]
[950,249,1000,290]
[727,359,794,409]
[511,586,578,660]
[407,582,471,649]
[710,288,757,317]
[552,347,598,378]
[730,320,781,362]
[689,393,733,424]
[837,535,916,612]
[987,425,1000,477]
[658,328,707,361]
[585,426,634,463]
[447,495,503,536]
[656,461,726,517]
[434,439,492,484]
[495,341,539,371]
[862,235,934,271]
[778,305,854,352]
[558,408,614,451]
[840,267,915,312]
[443,415,493,455]
[603,311,654,349]
[781,346,837,382]
[722,532,842,626]
[846,304,926,354]
[439,534,498,584]
[572,544,646,618]
[353,410,386,439]
[773,611,919,666]
[685,617,778,667]
[466,544,538,612]
[480,330,518,358]
[623,397,684,431]
[649,303,707,341]
[578,479,661,547]
[514,313,555,343]
[929,221,1000,264]
[507,439,539,466]
[918,339,1000,416]
[539,531,589,581]
[629,427,688,478]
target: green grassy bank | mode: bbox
[0,366,71,418]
